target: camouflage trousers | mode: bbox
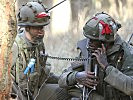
[35,84,72,100]
[11,83,71,100]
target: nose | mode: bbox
[38,29,45,35]
[38,28,45,36]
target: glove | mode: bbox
[75,71,98,88]
[92,44,109,70]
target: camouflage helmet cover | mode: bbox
[83,12,121,42]
[17,1,50,26]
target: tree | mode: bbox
[0,0,17,99]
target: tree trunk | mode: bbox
[0,0,17,99]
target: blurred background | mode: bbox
[16,0,133,74]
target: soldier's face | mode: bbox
[88,39,102,52]
[28,26,45,41]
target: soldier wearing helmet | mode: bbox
[11,1,71,100]
[58,12,133,100]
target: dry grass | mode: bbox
[44,0,133,74]
[17,0,133,74]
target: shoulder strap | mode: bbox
[14,35,27,83]
[114,45,124,70]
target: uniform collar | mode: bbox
[107,34,123,56]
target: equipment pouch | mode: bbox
[29,72,39,93]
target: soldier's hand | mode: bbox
[92,44,109,70]
[75,71,98,88]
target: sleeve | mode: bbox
[104,66,133,95]
[104,45,133,95]
[46,73,60,84]
[58,71,78,88]
[58,61,83,88]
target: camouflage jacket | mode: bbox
[58,35,133,100]
[11,31,59,98]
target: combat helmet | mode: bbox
[17,1,50,26]
[83,12,121,42]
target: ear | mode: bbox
[25,26,30,32]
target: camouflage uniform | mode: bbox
[11,1,71,100]
[58,13,133,100]
[11,32,70,100]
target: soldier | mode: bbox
[58,12,133,100]
[11,1,71,100]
